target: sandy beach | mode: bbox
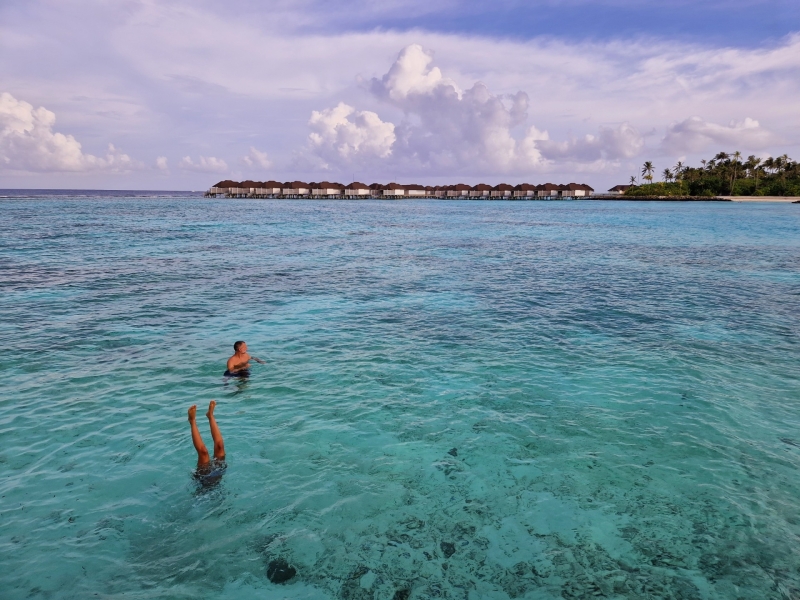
[723,196,799,202]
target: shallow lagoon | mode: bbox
[1,198,799,599]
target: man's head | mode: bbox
[233,340,246,353]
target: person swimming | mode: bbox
[188,401,227,488]
[224,340,265,377]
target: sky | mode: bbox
[1,0,799,190]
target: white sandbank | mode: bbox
[722,196,798,202]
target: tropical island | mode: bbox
[623,151,800,197]
[204,152,799,201]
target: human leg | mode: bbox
[206,400,225,460]
[188,404,210,466]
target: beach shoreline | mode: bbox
[722,196,799,202]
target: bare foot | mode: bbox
[188,405,197,421]
[206,400,216,419]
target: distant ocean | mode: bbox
[0,189,205,198]
[1,194,799,599]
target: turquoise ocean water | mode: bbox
[1,196,799,599]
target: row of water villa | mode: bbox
[205,180,595,199]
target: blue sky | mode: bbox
[1,0,798,190]
[324,0,800,45]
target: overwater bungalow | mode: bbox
[433,186,448,198]
[607,184,631,194]
[404,184,427,197]
[283,181,310,198]
[565,183,594,197]
[513,183,536,199]
[258,180,283,197]
[312,182,345,198]
[381,183,406,198]
[490,183,514,198]
[447,184,472,198]
[209,180,238,196]
[239,180,259,197]
[537,183,559,198]
[344,182,371,198]
[470,183,492,198]
[230,182,252,197]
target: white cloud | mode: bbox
[242,146,272,168]
[537,123,644,162]
[371,44,459,102]
[660,117,778,154]
[104,6,800,128]
[3,0,799,187]
[368,44,540,173]
[308,45,645,174]
[308,102,396,162]
[156,156,168,170]
[178,155,228,172]
[0,92,137,172]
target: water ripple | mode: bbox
[1,198,799,599]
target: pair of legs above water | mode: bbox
[188,400,225,465]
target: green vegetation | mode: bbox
[625,152,800,197]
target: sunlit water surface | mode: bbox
[1,197,799,600]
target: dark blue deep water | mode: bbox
[1,197,799,599]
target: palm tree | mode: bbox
[774,156,785,181]
[642,161,654,184]
[730,150,742,194]
[674,161,685,194]
[747,155,762,193]
[629,175,637,186]
[780,154,790,183]
[655,151,796,198]
[745,155,756,176]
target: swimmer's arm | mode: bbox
[244,352,265,364]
